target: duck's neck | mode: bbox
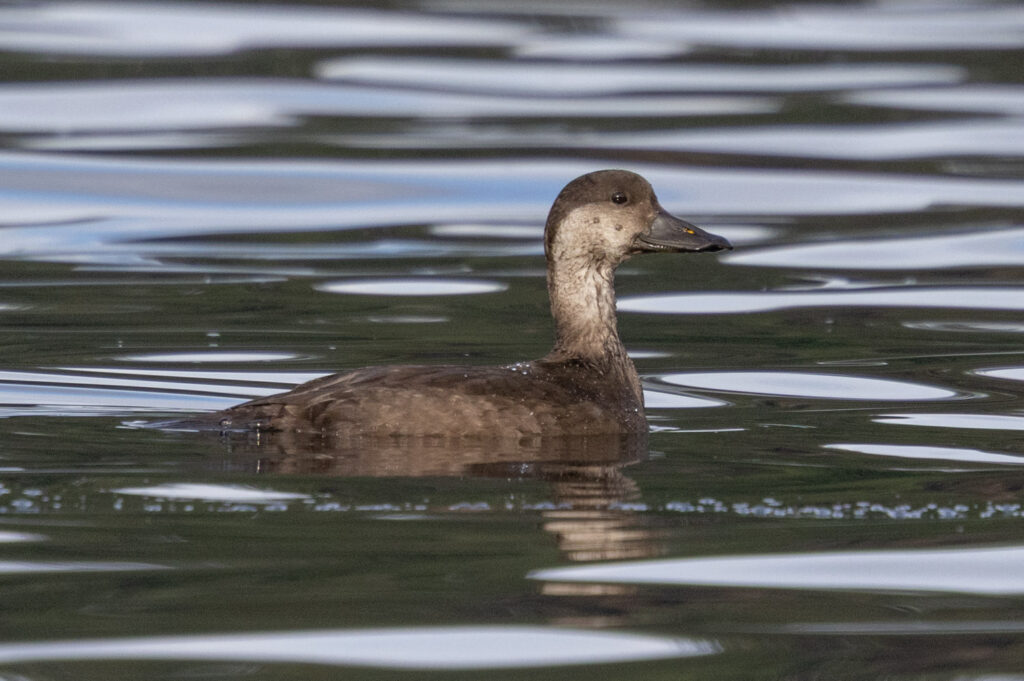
[547,254,621,359]
[543,254,642,402]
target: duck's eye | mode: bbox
[611,192,628,205]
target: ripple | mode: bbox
[825,443,1024,466]
[513,35,683,60]
[430,224,541,240]
[975,367,1024,382]
[0,79,779,140]
[117,237,535,264]
[0,383,236,413]
[661,371,956,401]
[876,413,1024,431]
[0,531,46,543]
[847,85,1024,116]
[327,121,1024,161]
[364,315,450,324]
[112,483,309,503]
[642,389,728,409]
[611,119,1024,161]
[530,545,1024,595]
[0,362,304,415]
[117,352,298,363]
[727,228,1024,270]
[25,131,247,153]
[617,4,1024,51]
[659,496,974,521]
[0,369,276,397]
[780,621,1024,636]
[317,57,962,95]
[0,80,301,133]
[317,278,506,296]
[619,287,1024,315]
[0,626,717,669]
[628,350,672,359]
[0,560,166,575]
[62,367,327,385]
[0,3,529,56]
[906,322,1024,334]
[1,154,1021,253]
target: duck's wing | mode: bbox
[212,365,435,432]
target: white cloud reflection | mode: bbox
[661,371,956,401]
[112,484,309,503]
[0,3,527,56]
[317,58,962,95]
[531,545,1024,595]
[0,626,718,669]
[876,413,1024,431]
[619,288,1024,315]
[726,228,1024,270]
[825,443,1024,466]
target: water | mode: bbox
[0,0,1023,677]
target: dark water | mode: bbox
[0,0,1023,678]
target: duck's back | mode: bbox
[212,362,646,438]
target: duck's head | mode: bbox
[544,169,732,264]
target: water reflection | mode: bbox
[0,560,167,575]
[112,482,310,503]
[0,0,1021,676]
[0,531,45,543]
[316,278,506,296]
[905,321,1024,334]
[0,3,528,56]
[0,367,306,417]
[0,382,236,415]
[0,370,274,399]
[643,389,727,409]
[0,625,716,670]
[117,352,299,363]
[229,432,643,476]
[620,287,1024,315]
[513,35,682,60]
[660,371,957,401]
[728,228,1024,270]
[317,57,962,94]
[876,413,1024,431]
[531,544,1024,595]
[430,223,540,239]
[580,119,1024,160]
[848,84,1024,115]
[3,154,1021,259]
[224,432,666,565]
[0,79,778,145]
[616,3,1024,51]
[825,443,1024,466]
[67,367,324,385]
[977,367,1024,382]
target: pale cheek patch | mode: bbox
[552,207,601,256]
[554,206,634,259]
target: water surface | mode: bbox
[1,0,1023,678]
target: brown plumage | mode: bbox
[186,170,731,438]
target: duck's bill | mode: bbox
[633,211,732,253]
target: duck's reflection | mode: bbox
[221,431,664,568]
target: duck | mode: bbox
[190,170,731,439]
